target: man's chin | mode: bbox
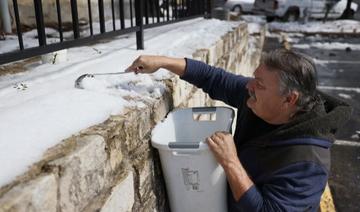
[247,101,259,117]
[246,98,255,109]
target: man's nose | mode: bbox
[246,79,255,90]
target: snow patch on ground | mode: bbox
[314,59,360,65]
[338,93,352,99]
[241,15,266,35]
[318,85,360,94]
[248,23,263,34]
[351,134,360,140]
[293,42,360,50]
[269,20,360,33]
[241,15,267,24]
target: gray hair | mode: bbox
[262,48,318,112]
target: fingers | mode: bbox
[134,65,144,74]
[210,133,222,144]
[206,137,216,149]
[126,62,144,75]
[206,133,222,147]
[216,131,231,136]
[206,131,231,146]
[212,131,230,140]
[207,132,237,167]
[126,56,146,74]
[125,66,143,74]
[125,64,142,72]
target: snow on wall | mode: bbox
[0,18,240,188]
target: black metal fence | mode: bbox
[0,0,211,65]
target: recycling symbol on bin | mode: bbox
[181,168,200,191]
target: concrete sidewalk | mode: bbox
[329,140,360,212]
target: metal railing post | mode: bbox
[151,0,155,22]
[87,0,93,35]
[111,0,116,30]
[98,0,105,33]
[173,0,178,19]
[205,0,212,19]
[12,0,23,50]
[33,0,46,46]
[156,0,160,22]
[144,0,149,24]
[56,0,63,41]
[166,0,170,21]
[70,0,80,38]
[186,0,191,15]
[130,0,134,27]
[135,0,144,49]
[119,0,125,29]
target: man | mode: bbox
[127,49,352,211]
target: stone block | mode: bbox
[207,39,224,66]
[108,140,124,172]
[138,159,152,200]
[172,78,196,108]
[132,148,169,212]
[136,106,153,140]
[100,172,134,212]
[50,135,108,212]
[0,174,57,212]
[222,32,232,55]
[187,89,208,108]
[151,92,172,124]
[113,108,153,153]
[136,196,157,212]
[192,49,209,63]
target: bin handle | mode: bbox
[168,142,200,149]
[192,107,217,121]
[192,107,216,114]
[172,151,199,156]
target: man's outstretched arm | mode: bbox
[127,55,250,107]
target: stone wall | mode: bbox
[0,22,265,212]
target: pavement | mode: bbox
[293,36,360,142]
[354,0,360,20]
[263,30,360,211]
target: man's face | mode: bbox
[246,64,288,124]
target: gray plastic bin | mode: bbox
[151,107,235,212]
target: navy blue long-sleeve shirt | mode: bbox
[179,58,349,212]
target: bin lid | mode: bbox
[151,107,234,151]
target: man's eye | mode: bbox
[256,81,264,89]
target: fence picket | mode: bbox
[0,0,211,65]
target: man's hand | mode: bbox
[126,55,186,76]
[206,131,240,169]
[207,131,254,201]
[126,55,163,74]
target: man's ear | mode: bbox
[285,91,300,106]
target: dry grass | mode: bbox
[0,57,41,76]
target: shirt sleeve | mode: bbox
[230,162,328,212]
[180,58,251,108]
